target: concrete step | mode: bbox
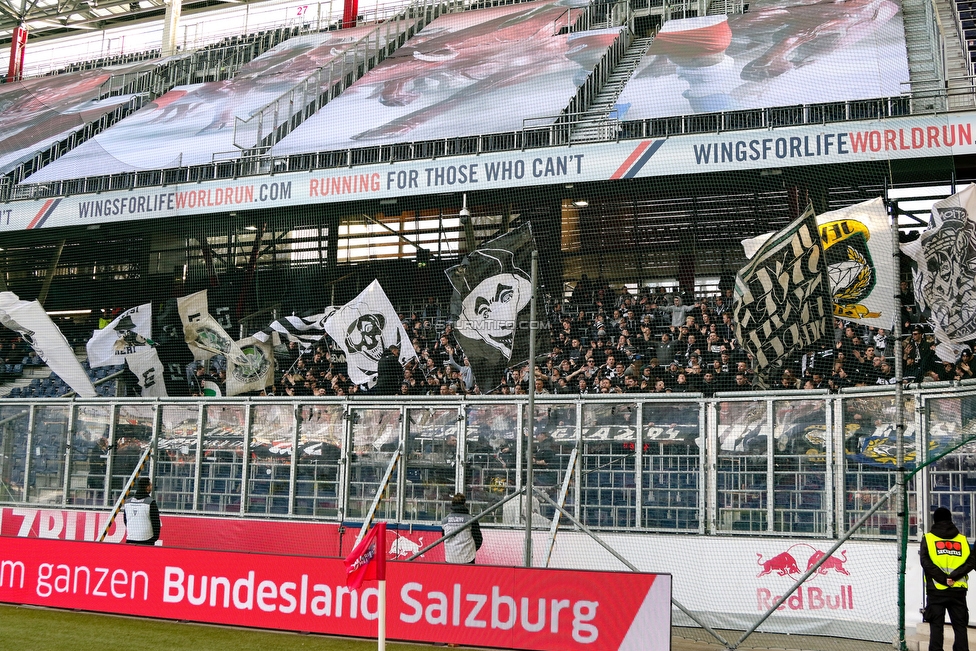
[907,623,976,651]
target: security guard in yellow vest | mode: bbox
[920,507,976,651]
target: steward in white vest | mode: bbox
[441,493,483,564]
[123,477,161,545]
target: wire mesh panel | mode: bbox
[0,406,30,503]
[643,400,701,532]
[716,399,769,533]
[295,402,344,518]
[580,402,635,529]
[842,394,908,538]
[108,404,154,506]
[155,405,198,512]
[771,398,829,535]
[197,404,245,513]
[26,405,68,505]
[464,403,519,524]
[347,407,400,521]
[926,395,976,536]
[67,405,111,506]
[248,403,295,515]
[404,406,459,522]
[531,401,577,521]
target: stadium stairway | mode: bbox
[908,622,976,650]
[903,0,974,111]
[569,35,654,143]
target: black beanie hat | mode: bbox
[934,507,953,523]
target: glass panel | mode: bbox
[197,405,245,513]
[642,400,701,531]
[248,404,295,516]
[772,399,828,534]
[716,399,769,532]
[0,406,30,503]
[530,402,576,522]
[109,405,154,506]
[27,405,69,505]
[156,405,199,512]
[404,407,458,522]
[347,408,400,520]
[842,394,910,538]
[68,405,112,506]
[295,403,344,519]
[581,402,636,529]
[465,404,518,524]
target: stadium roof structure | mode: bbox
[0,0,238,48]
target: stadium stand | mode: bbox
[2,0,976,646]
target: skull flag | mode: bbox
[446,223,546,392]
[733,205,833,387]
[86,303,154,368]
[903,183,976,346]
[325,280,416,387]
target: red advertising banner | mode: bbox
[0,537,670,651]
[0,507,445,561]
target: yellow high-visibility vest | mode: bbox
[925,532,970,590]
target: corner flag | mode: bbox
[345,522,386,590]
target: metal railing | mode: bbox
[0,383,973,542]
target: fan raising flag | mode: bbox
[733,205,832,387]
[344,522,387,591]
[445,222,546,391]
[903,183,976,347]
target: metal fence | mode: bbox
[2,384,973,539]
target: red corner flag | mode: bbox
[345,522,386,590]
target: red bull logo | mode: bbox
[754,544,855,612]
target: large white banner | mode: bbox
[903,183,976,347]
[616,0,909,121]
[86,303,153,368]
[5,112,976,232]
[0,292,96,398]
[325,280,417,386]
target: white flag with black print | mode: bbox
[742,198,896,329]
[733,205,833,387]
[903,183,976,346]
[253,309,336,349]
[177,290,236,362]
[86,303,154,368]
[125,347,168,398]
[325,280,416,387]
[0,291,96,398]
[226,335,275,396]
[445,222,544,392]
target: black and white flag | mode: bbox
[903,183,976,346]
[733,206,832,387]
[86,303,153,368]
[177,290,236,361]
[125,348,168,398]
[253,309,335,350]
[445,223,545,392]
[325,280,416,387]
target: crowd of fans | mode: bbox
[196,276,972,398]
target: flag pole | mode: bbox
[524,249,538,568]
[890,199,907,651]
[378,523,387,651]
